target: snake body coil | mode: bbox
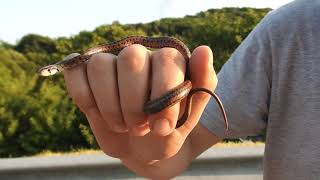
[39,36,228,130]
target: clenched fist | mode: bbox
[63,45,221,179]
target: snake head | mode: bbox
[38,65,60,76]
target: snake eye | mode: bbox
[39,65,59,76]
[48,68,58,75]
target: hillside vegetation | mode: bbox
[0,8,270,157]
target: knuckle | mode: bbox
[118,44,148,72]
[120,44,147,57]
[87,53,115,72]
[153,48,184,66]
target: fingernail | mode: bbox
[112,123,127,133]
[130,123,150,136]
[151,119,172,136]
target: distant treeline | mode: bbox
[0,8,270,157]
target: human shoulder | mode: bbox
[263,0,319,32]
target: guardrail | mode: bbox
[0,146,264,180]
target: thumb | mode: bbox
[178,45,218,135]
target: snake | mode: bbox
[38,36,228,130]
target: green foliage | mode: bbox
[0,8,270,157]
[15,34,58,54]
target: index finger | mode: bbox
[63,57,97,113]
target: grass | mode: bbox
[34,149,102,157]
[33,141,264,157]
[215,141,264,147]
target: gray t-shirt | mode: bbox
[200,0,320,179]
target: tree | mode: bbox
[0,7,270,157]
[15,34,57,54]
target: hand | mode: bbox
[63,45,218,179]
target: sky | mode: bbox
[0,0,294,44]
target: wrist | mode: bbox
[188,123,221,160]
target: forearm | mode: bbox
[189,122,221,161]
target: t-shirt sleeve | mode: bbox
[200,14,272,139]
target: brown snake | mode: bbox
[38,36,228,130]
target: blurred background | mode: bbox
[0,0,292,158]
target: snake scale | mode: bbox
[38,36,228,130]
